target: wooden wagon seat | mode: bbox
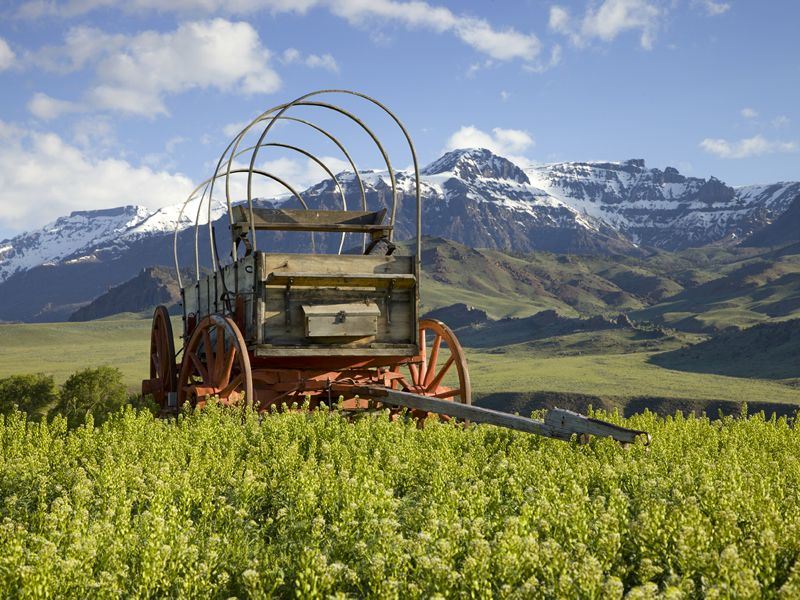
[231,206,392,235]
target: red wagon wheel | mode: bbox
[393,319,471,417]
[141,305,177,410]
[177,315,254,409]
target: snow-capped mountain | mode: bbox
[0,147,798,321]
[297,148,633,255]
[526,158,800,249]
[0,198,227,283]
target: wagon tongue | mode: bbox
[338,385,650,445]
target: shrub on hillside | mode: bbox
[58,366,128,427]
[0,373,58,420]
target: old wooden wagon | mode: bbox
[141,89,648,444]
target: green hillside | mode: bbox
[633,250,800,331]
[0,317,163,386]
[651,318,800,380]
[416,239,681,318]
[416,239,800,333]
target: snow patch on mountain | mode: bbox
[0,199,227,283]
[2,148,799,284]
[525,159,800,249]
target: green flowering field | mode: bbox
[2,405,800,598]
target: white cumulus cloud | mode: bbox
[444,125,534,165]
[699,135,798,159]
[27,20,281,118]
[740,107,758,119]
[0,121,194,234]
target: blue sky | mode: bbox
[0,0,798,239]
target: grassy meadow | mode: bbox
[2,313,799,416]
[468,349,800,405]
[0,315,159,387]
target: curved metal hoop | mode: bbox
[175,168,307,286]
[174,89,421,291]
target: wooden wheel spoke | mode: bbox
[434,388,462,400]
[424,334,443,388]
[426,355,455,393]
[419,331,428,386]
[219,374,244,399]
[190,353,209,382]
[214,325,225,379]
[409,363,421,386]
[395,375,414,391]
[218,345,237,386]
[202,328,215,379]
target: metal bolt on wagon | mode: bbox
[142,90,649,445]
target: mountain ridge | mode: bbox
[1,147,798,322]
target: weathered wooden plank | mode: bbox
[260,253,413,279]
[232,206,390,233]
[253,344,417,357]
[338,386,650,444]
[266,272,416,289]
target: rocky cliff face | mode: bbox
[526,158,800,249]
[68,266,186,321]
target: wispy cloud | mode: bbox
[0,37,15,71]
[15,0,317,18]
[549,0,661,50]
[700,135,797,159]
[27,92,83,120]
[694,0,730,16]
[16,0,543,66]
[71,116,116,151]
[772,115,791,129]
[255,154,351,198]
[281,48,339,72]
[740,107,758,119]
[326,0,543,63]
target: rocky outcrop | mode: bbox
[68,266,185,321]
